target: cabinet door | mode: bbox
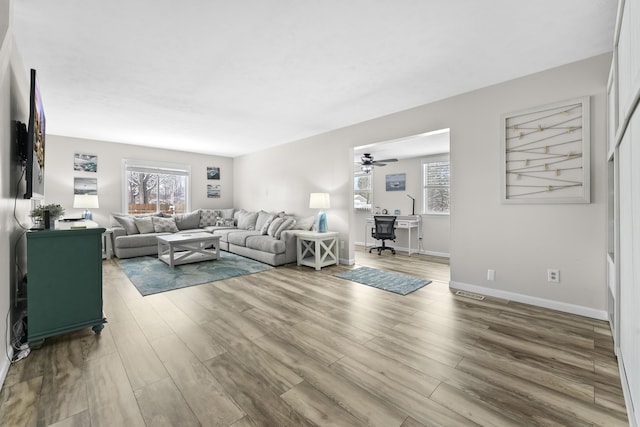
[27,228,105,342]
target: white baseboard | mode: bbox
[450,281,608,321]
[339,257,355,266]
[0,348,13,391]
[355,242,449,258]
[618,355,639,427]
[418,249,450,258]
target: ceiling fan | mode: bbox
[360,153,398,172]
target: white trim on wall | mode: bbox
[450,280,608,321]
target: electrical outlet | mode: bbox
[487,269,495,281]
[547,269,560,283]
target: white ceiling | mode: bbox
[12,1,616,158]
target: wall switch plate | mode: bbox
[547,269,560,283]
[487,269,495,281]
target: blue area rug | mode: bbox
[334,266,431,295]
[117,252,272,296]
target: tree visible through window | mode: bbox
[124,161,190,214]
[423,156,450,214]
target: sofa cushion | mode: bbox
[237,211,259,230]
[212,228,239,243]
[199,209,221,227]
[115,232,169,248]
[134,216,155,234]
[274,217,296,239]
[153,216,179,233]
[245,235,286,254]
[112,213,139,235]
[227,230,262,247]
[255,211,276,234]
[220,208,235,219]
[174,210,201,230]
[294,215,316,231]
[267,217,284,237]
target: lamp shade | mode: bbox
[309,193,330,209]
[73,194,99,209]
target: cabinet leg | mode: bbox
[29,339,44,350]
[92,324,104,334]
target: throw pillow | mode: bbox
[237,211,259,230]
[220,208,235,219]
[175,210,201,230]
[153,216,179,233]
[112,213,139,235]
[274,217,296,239]
[199,209,221,227]
[294,215,316,231]
[255,211,275,234]
[267,217,284,237]
[134,216,155,234]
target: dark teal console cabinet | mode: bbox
[26,226,107,348]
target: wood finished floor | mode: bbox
[0,247,628,426]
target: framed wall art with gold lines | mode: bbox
[501,97,590,204]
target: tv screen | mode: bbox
[24,68,45,200]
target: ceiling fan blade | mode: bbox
[374,163,387,166]
[374,158,398,163]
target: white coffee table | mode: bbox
[157,232,221,267]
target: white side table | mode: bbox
[296,231,339,270]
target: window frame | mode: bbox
[122,159,191,214]
[422,154,450,215]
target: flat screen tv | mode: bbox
[24,68,46,200]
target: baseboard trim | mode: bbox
[355,242,449,258]
[450,281,608,320]
[0,348,13,391]
[418,249,450,258]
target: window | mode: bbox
[354,170,373,210]
[123,160,190,214]
[423,155,450,214]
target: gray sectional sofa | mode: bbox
[110,208,315,266]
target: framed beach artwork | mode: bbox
[74,153,97,172]
[207,166,220,180]
[74,177,97,195]
[386,173,406,191]
[207,184,221,198]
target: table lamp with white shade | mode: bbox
[73,194,99,220]
[309,192,330,233]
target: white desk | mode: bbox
[365,216,420,255]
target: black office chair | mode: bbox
[369,216,396,255]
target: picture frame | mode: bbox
[501,97,590,204]
[74,153,97,172]
[207,166,220,180]
[74,177,97,195]
[207,184,221,198]
[386,173,406,191]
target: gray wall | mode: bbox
[1,0,33,384]
[44,135,235,228]
[234,53,611,318]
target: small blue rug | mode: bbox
[334,266,431,295]
[117,252,272,296]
